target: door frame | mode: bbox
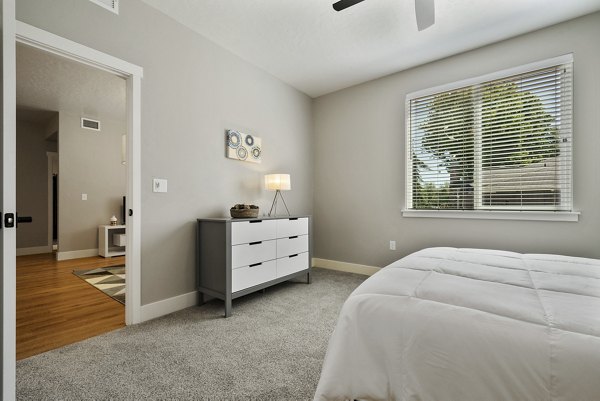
[2,0,17,399]
[14,22,144,326]
[3,17,143,400]
[46,151,57,249]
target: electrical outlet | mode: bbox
[389,240,396,251]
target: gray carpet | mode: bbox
[17,267,366,400]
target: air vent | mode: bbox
[81,118,101,132]
[89,0,119,14]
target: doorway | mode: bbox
[2,17,143,399]
[15,41,130,358]
[14,20,143,324]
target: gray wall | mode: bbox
[313,12,600,267]
[16,118,49,248]
[58,111,126,252]
[16,0,314,304]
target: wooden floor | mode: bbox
[16,253,125,360]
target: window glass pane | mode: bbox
[412,88,474,210]
[407,59,572,213]
[480,69,562,208]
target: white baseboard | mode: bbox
[138,260,376,323]
[56,248,99,261]
[312,258,380,276]
[140,291,198,323]
[16,245,52,256]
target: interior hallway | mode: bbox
[17,253,125,360]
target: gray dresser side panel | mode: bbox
[198,220,229,296]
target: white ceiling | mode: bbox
[142,0,600,98]
[16,43,126,121]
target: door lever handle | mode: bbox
[16,214,33,227]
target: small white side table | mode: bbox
[99,224,126,258]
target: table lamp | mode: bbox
[264,174,291,216]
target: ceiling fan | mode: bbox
[332,0,435,31]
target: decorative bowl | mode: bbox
[230,204,259,218]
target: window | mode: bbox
[405,55,573,219]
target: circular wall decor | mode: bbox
[237,146,248,160]
[227,130,241,148]
[251,146,261,160]
[225,129,261,164]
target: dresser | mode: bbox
[196,216,311,317]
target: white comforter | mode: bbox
[314,247,600,401]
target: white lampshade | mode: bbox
[264,174,291,191]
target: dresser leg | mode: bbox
[199,292,205,305]
[307,271,311,284]
[224,298,232,318]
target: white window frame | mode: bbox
[403,54,579,222]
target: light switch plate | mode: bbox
[81,193,88,201]
[153,178,168,193]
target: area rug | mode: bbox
[73,266,125,305]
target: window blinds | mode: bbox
[406,57,573,212]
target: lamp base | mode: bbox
[268,190,290,217]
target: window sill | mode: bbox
[401,209,580,222]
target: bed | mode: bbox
[314,247,600,401]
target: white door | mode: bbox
[1,0,16,399]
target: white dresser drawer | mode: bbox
[276,252,309,278]
[276,218,309,238]
[277,235,309,258]
[232,260,277,293]
[231,220,277,245]
[231,240,276,269]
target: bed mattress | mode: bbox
[314,247,600,401]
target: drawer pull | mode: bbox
[249,241,262,246]
[289,236,298,239]
[249,220,262,224]
[289,254,299,258]
[289,217,298,221]
[249,262,263,267]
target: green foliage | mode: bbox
[412,182,453,210]
[481,82,559,167]
[420,88,476,174]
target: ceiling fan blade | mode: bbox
[415,0,435,31]
[333,0,366,12]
